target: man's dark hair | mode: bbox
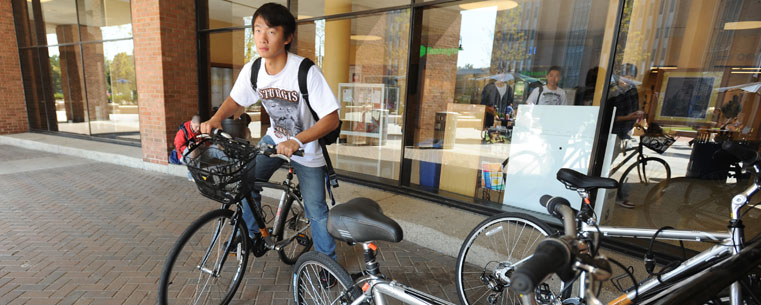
[548,66,562,74]
[252,3,296,51]
[621,63,638,78]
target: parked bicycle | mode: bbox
[609,124,675,200]
[291,197,461,305]
[158,129,312,305]
[471,141,761,305]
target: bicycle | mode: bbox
[291,197,460,305]
[158,129,312,305]
[608,126,674,203]
[498,141,761,305]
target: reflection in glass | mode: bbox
[77,0,134,41]
[207,0,287,29]
[405,1,612,209]
[291,0,411,19]
[604,0,761,239]
[83,41,140,141]
[40,0,80,45]
[295,10,410,180]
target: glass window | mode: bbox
[81,41,140,141]
[77,0,134,41]
[403,0,614,212]
[206,29,262,139]
[206,0,287,29]
[291,0,411,19]
[295,10,411,181]
[606,0,761,242]
[53,44,91,136]
[40,0,80,45]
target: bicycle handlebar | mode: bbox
[512,238,573,294]
[540,195,577,236]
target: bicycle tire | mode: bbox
[158,209,250,305]
[277,196,312,265]
[293,251,355,305]
[456,212,561,305]
[619,157,671,202]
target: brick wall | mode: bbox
[132,0,198,164]
[0,0,29,135]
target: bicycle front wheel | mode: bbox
[277,197,312,265]
[158,209,250,305]
[293,251,355,305]
[619,157,671,201]
[456,213,561,305]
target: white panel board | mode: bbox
[503,105,600,213]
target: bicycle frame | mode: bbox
[573,167,757,305]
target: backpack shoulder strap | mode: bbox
[250,57,262,90]
[179,124,190,144]
[298,58,318,121]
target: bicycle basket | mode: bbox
[185,137,258,203]
[640,134,676,154]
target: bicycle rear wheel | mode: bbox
[456,213,561,305]
[619,157,671,202]
[158,209,250,305]
[277,197,312,265]
[293,251,355,305]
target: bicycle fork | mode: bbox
[198,212,243,277]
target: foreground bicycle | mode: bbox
[292,197,463,305]
[158,129,312,305]
[508,141,761,305]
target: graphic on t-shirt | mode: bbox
[540,92,563,105]
[259,88,302,138]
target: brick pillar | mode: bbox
[132,0,198,164]
[57,26,87,122]
[0,0,29,134]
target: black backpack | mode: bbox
[525,80,544,104]
[250,57,341,189]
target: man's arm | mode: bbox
[526,88,538,105]
[200,96,244,134]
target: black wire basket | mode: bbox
[185,136,258,204]
[640,134,676,154]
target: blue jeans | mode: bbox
[240,136,336,260]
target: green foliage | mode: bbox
[109,52,137,105]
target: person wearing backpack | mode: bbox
[526,66,568,105]
[200,3,340,268]
[171,115,201,165]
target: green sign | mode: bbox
[420,45,460,57]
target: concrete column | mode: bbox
[0,0,29,134]
[132,0,198,164]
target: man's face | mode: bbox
[190,122,200,133]
[547,70,561,87]
[253,16,292,58]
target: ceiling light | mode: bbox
[650,66,677,70]
[350,35,381,41]
[724,21,761,30]
[459,1,519,11]
[297,15,313,19]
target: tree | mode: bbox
[49,55,63,99]
[109,52,137,105]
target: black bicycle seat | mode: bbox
[556,168,618,190]
[327,197,403,243]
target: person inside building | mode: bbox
[609,63,643,208]
[526,66,568,105]
[481,74,513,129]
[200,2,340,285]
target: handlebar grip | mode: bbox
[511,239,572,294]
[539,195,572,219]
[210,128,232,139]
[721,141,759,165]
[292,150,304,157]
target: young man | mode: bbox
[174,115,201,162]
[609,63,643,208]
[526,66,568,105]
[200,3,340,263]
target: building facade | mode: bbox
[3,0,761,249]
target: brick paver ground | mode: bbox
[0,145,457,304]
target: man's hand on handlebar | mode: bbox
[277,139,301,158]
[200,118,222,135]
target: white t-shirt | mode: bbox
[526,85,568,105]
[229,53,339,167]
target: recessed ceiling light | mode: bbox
[459,1,518,11]
[297,15,313,19]
[350,35,381,41]
[724,21,761,30]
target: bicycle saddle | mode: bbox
[327,197,403,243]
[556,168,618,190]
